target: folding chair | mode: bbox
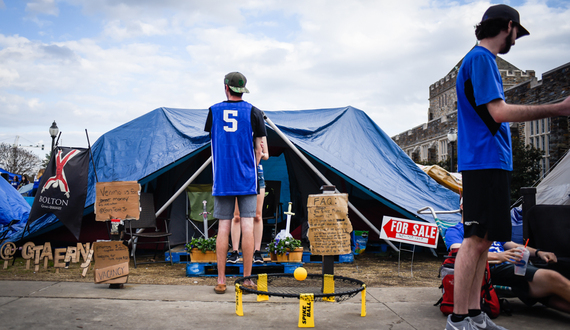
[417,206,461,255]
[262,180,282,239]
[124,193,173,268]
[186,184,217,240]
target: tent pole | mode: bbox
[129,156,213,251]
[264,116,399,252]
[155,156,212,218]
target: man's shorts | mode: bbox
[490,263,549,307]
[214,195,257,219]
[462,169,512,242]
[257,164,266,190]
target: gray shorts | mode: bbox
[214,195,257,219]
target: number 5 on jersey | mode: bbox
[224,110,238,132]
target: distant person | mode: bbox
[31,168,45,197]
[445,220,570,315]
[11,176,19,189]
[204,72,266,294]
[449,4,570,330]
[228,139,269,264]
[18,175,30,190]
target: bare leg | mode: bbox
[240,217,254,279]
[528,268,570,313]
[253,188,265,251]
[453,235,492,314]
[231,199,241,252]
[216,220,231,285]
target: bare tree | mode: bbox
[0,143,42,176]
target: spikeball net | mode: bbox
[234,273,367,327]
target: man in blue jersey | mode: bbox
[448,4,570,330]
[204,72,266,294]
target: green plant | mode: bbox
[185,236,217,253]
[268,236,302,256]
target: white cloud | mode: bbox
[25,0,59,16]
[1,0,569,151]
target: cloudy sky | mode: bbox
[1,0,569,160]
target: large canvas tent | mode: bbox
[84,106,460,246]
[6,106,461,245]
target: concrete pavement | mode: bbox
[0,280,569,329]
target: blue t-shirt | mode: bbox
[205,100,266,196]
[456,46,512,172]
[445,221,506,254]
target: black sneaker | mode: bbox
[227,250,239,263]
[253,250,264,264]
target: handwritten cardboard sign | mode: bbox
[307,193,353,255]
[95,181,141,221]
[93,241,129,284]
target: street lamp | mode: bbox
[447,128,457,172]
[49,121,59,152]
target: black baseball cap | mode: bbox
[482,4,529,39]
[224,72,249,93]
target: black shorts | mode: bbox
[462,169,512,242]
[490,263,549,307]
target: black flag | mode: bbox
[28,147,90,239]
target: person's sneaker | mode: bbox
[470,312,508,330]
[227,250,240,264]
[446,315,476,330]
[253,250,264,264]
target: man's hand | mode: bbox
[499,248,523,264]
[537,250,557,264]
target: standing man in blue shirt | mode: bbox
[448,4,570,330]
[204,72,266,294]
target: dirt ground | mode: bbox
[0,249,442,288]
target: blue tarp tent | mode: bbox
[0,176,30,236]
[9,106,461,245]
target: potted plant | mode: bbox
[268,236,303,262]
[185,236,217,263]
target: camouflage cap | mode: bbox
[224,72,250,93]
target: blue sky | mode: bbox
[1,0,569,161]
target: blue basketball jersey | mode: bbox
[209,101,257,196]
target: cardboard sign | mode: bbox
[380,216,439,248]
[95,181,141,221]
[93,241,129,284]
[307,193,353,255]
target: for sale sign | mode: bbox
[380,216,439,248]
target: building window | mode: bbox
[541,119,545,133]
[541,135,545,151]
[548,118,551,132]
[530,121,533,135]
[421,145,429,161]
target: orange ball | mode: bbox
[294,267,307,281]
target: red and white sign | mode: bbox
[380,216,439,248]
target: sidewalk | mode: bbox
[0,280,568,329]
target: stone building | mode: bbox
[392,53,570,175]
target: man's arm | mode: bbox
[260,136,269,161]
[492,241,558,264]
[487,97,570,123]
[254,137,263,165]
